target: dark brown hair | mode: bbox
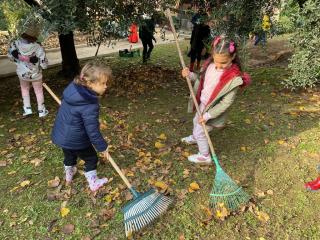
[212,36,242,70]
[21,33,37,43]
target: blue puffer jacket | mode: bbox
[51,82,108,152]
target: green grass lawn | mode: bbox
[0,41,320,240]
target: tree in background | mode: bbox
[1,0,31,35]
[13,0,173,78]
[283,0,320,89]
[0,8,8,31]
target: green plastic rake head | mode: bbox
[210,155,250,211]
[122,188,173,237]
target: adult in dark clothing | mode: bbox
[139,17,156,62]
[189,22,210,72]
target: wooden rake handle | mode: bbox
[165,9,216,156]
[42,82,134,190]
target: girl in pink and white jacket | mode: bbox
[181,35,251,164]
[8,20,48,117]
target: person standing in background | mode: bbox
[139,15,156,63]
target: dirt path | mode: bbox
[247,35,292,67]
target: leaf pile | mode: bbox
[110,65,180,98]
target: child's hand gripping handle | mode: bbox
[42,83,137,195]
[165,9,216,157]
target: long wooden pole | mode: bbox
[165,9,216,157]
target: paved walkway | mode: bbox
[0,30,190,79]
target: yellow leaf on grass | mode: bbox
[240,146,247,152]
[138,151,145,157]
[158,133,167,141]
[60,207,70,217]
[126,171,135,177]
[154,181,168,190]
[20,180,30,187]
[104,195,113,203]
[189,182,200,191]
[266,189,274,195]
[48,176,60,188]
[126,229,133,240]
[154,159,163,165]
[9,186,20,193]
[30,158,42,167]
[155,141,165,149]
[78,159,85,166]
[245,119,251,124]
[182,151,190,158]
[278,140,285,145]
[215,202,229,220]
[256,210,270,223]
[215,208,229,220]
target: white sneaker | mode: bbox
[188,153,212,164]
[181,135,197,145]
[23,107,33,116]
[38,108,49,118]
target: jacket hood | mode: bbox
[16,39,40,56]
[63,82,98,106]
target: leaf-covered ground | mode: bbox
[0,39,320,240]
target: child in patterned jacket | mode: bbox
[8,19,49,117]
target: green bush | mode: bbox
[1,0,30,36]
[274,0,299,34]
[0,9,8,30]
[283,0,320,89]
[275,15,295,34]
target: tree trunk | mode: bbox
[58,32,80,78]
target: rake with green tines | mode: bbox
[166,9,250,211]
[43,83,173,237]
[209,155,250,210]
[105,153,173,237]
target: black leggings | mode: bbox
[189,47,203,63]
[63,146,98,172]
[141,38,154,60]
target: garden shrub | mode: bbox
[283,0,320,89]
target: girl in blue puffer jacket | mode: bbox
[51,61,112,192]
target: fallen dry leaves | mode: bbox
[188,182,200,193]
